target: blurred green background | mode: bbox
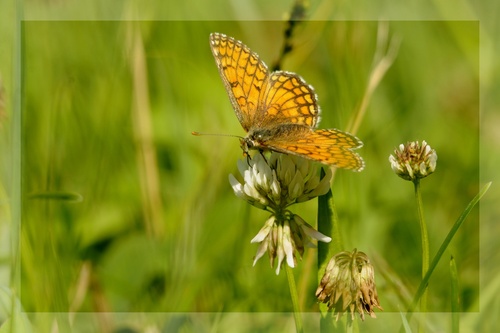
[1,0,499,332]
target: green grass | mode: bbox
[1,1,498,332]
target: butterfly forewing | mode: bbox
[210,33,269,132]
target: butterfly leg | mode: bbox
[258,149,269,164]
[245,153,252,166]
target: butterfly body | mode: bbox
[242,123,310,152]
[210,32,365,171]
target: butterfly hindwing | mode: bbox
[266,129,365,171]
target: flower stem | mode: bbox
[285,264,304,333]
[401,182,491,332]
[413,179,428,329]
[450,256,460,333]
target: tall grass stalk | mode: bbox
[10,1,24,331]
[346,21,400,136]
[126,22,164,238]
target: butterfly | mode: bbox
[209,32,364,171]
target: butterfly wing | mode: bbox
[264,128,365,171]
[210,33,269,132]
[257,71,320,129]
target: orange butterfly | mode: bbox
[209,32,364,171]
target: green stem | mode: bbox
[286,264,304,333]
[450,256,460,333]
[413,179,428,330]
[404,182,491,324]
[318,169,343,332]
[317,173,342,268]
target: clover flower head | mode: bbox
[229,153,332,211]
[229,152,332,274]
[389,140,437,181]
[316,249,383,321]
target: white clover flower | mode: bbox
[229,152,332,274]
[389,140,437,181]
[230,153,332,210]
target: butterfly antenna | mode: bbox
[191,131,244,140]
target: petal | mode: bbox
[429,151,437,171]
[243,182,257,198]
[251,216,275,243]
[304,176,319,194]
[270,173,281,205]
[289,172,304,201]
[388,154,397,166]
[278,154,294,185]
[252,241,268,266]
[424,143,431,155]
[419,162,427,175]
[229,174,243,192]
[243,169,254,187]
[309,167,332,198]
[404,162,414,179]
[275,224,285,275]
[294,215,332,243]
[300,158,312,178]
[258,156,273,179]
[283,221,295,268]
[237,159,248,177]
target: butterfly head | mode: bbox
[240,136,257,158]
[240,132,270,159]
[240,129,272,154]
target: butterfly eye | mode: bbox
[240,138,252,150]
